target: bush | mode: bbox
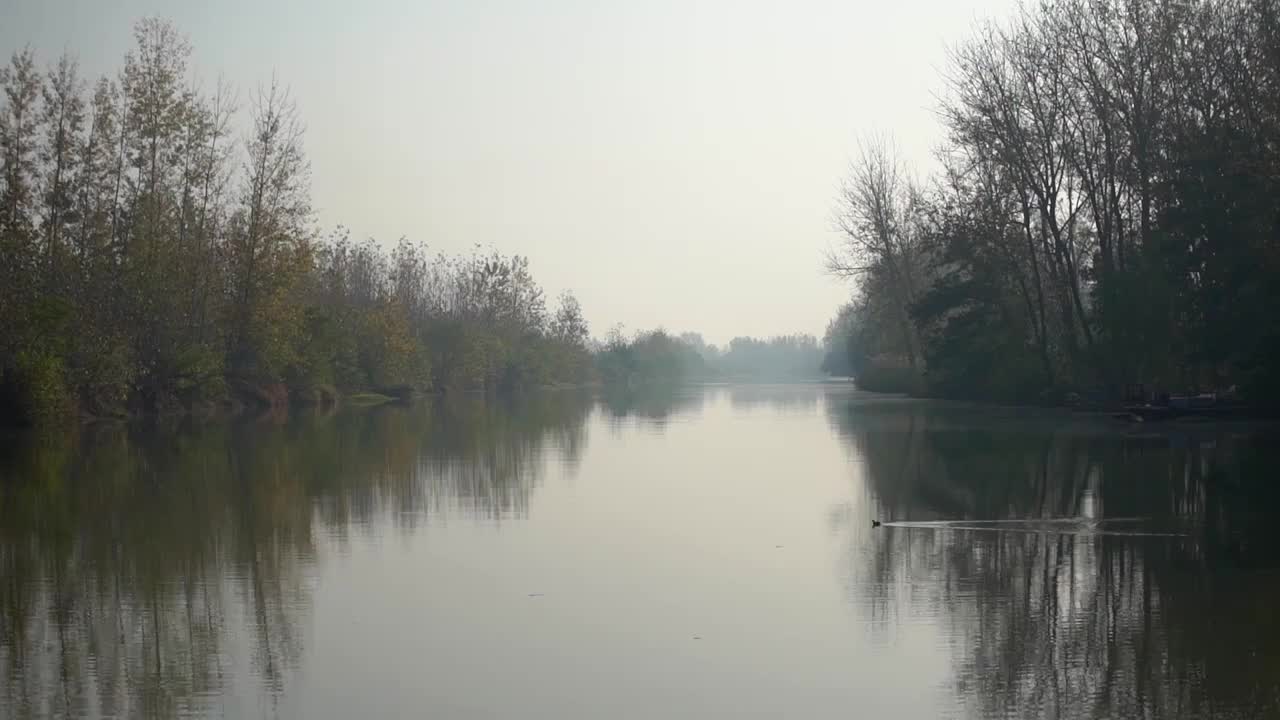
[854,361,925,395]
[3,349,72,425]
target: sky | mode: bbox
[2,0,1019,346]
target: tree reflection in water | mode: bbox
[0,390,593,719]
[598,383,707,431]
[826,394,1280,720]
[727,384,822,415]
[4,389,1277,719]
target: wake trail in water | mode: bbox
[879,517,1188,537]
[883,516,1148,526]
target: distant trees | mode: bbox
[0,19,595,424]
[548,293,594,381]
[820,303,859,377]
[716,335,823,380]
[594,330,824,386]
[594,329,705,387]
[829,0,1280,404]
[677,332,720,363]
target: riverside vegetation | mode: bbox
[823,0,1280,405]
[0,19,841,426]
[0,19,599,424]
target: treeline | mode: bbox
[827,0,1280,403]
[595,329,823,386]
[596,329,707,387]
[711,334,823,380]
[0,19,593,424]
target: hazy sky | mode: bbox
[3,0,1017,345]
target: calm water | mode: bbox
[2,386,1279,719]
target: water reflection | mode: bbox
[826,393,1280,719]
[596,382,826,425]
[0,391,593,719]
[726,384,822,414]
[598,383,706,429]
[3,387,1279,719]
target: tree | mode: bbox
[38,53,84,289]
[821,303,858,377]
[1,48,43,335]
[0,17,599,423]
[0,48,67,421]
[226,79,311,379]
[830,0,1280,404]
[551,292,589,347]
[828,137,928,371]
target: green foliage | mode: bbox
[66,329,134,416]
[171,343,226,402]
[2,348,71,424]
[0,20,596,424]
[356,301,425,388]
[344,392,395,406]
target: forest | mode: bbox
[826,0,1280,405]
[0,19,600,424]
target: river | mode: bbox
[2,385,1278,719]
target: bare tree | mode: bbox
[828,136,926,369]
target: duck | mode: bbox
[872,519,882,528]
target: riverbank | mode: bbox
[845,370,1274,423]
[1,380,604,428]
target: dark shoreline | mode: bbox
[1,381,608,429]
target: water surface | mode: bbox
[2,386,1278,718]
